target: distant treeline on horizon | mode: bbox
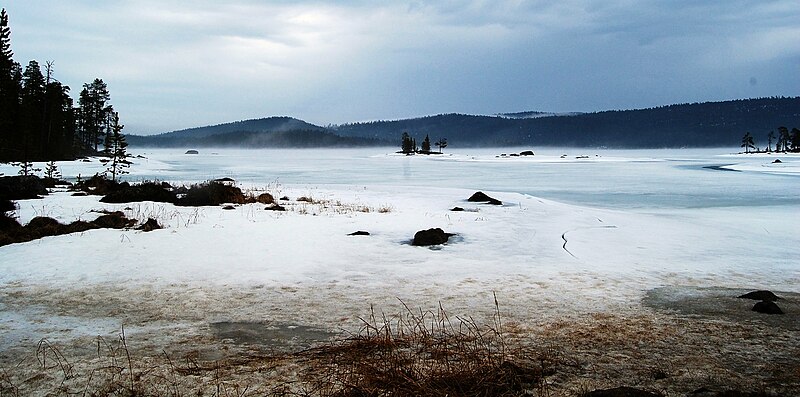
[128,97,800,149]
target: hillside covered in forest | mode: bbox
[128,98,799,149]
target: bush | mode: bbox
[177,181,247,206]
[0,175,48,200]
[100,182,177,204]
[73,174,121,196]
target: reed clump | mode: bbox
[297,296,553,397]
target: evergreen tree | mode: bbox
[400,132,414,154]
[421,134,431,153]
[777,126,790,152]
[44,160,61,179]
[791,128,800,152]
[78,78,112,152]
[20,60,47,160]
[99,112,130,182]
[0,8,22,161]
[740,132,754,153]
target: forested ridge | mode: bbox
[333,97,800,148]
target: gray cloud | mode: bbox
[6,0,799,134]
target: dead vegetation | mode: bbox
[0,298,798,397]
[296,295,552,396]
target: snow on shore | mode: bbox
[1,150,798,355]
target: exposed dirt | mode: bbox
[0,284,798,396]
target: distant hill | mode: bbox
[127,117,387,148]
[129,98,800,148]
[333,97,800,148]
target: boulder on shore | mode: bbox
[412,228,454,246]
[752,301,784,315]
[467,191,502,205]
[185,150,199,154]
[738,290,781,301]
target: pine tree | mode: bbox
[777,126,789,152]
[78,78,112,152]
[20,60,46,159]
[740,132,755,154]
[44,160,61,179]
[0,8,22,160]
[99,112,131,182]
[400,132,414,154]
[421,134,431,153]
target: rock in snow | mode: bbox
[467,191,502,205]
[412,228,454,246]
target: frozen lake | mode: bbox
[2,146,800,395]
[125,147,800,210]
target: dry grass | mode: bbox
[1,300,798,397]
[296,295,552,396]
[0,298,552,397]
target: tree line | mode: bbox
[740,126,800,154]
[0,8,126,164]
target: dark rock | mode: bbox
[584,386,662,397]
[279,196,290,201]
[451,207,465,211]
[136,218,162,232]
[752,301,784,315]
[71,192,88,196]
[222,205,236,210]
[0,175,48,200]
[265,204,286,211]
[772,159,782,163]
[467,191,502,205]
[348,231,370,236]
[412,228,454,246]
[213,177,235,183]
[738,290,781,301]
[100,182,177,204]
[520,150,534,156]
[92,212,135,229]
[256,193,275,204]
[185,150,199,154]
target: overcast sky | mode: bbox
[5,1,800,134]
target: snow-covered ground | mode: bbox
[1,148,798,363]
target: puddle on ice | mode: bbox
[210,321,335,350]
[642,286,800,331]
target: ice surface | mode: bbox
[0,148,798,353]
